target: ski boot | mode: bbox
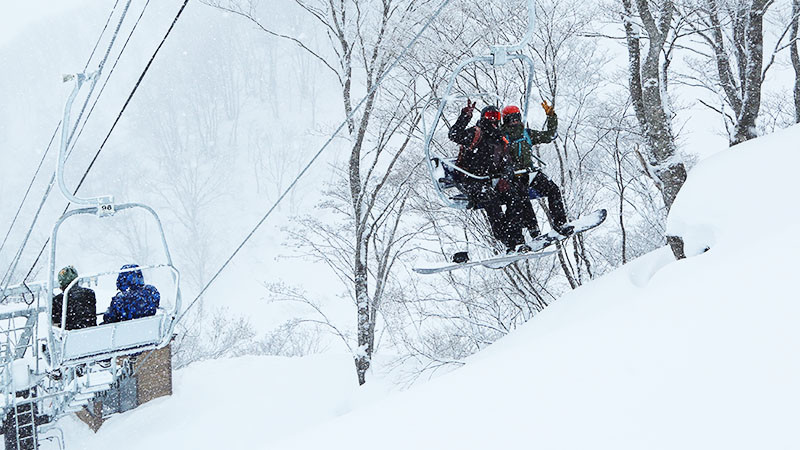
[554,223,574,236]
[452,251,470,263]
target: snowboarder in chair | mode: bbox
[448,100,530,254]
[52,265,97,330]
[501,101,572,239]
[102,264,160,324]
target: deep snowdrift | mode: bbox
[270,126,800,449]
[56,127,800,449]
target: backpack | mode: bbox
[506,126,533,169]
[456,126,482,172]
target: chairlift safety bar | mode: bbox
[46,202,182,368]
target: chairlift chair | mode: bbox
[46,205,182,368]
[422,0,541,209]
[45,74,182,369]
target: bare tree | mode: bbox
[208,0,438,385]
[621,0,688,258]
[678,0,777,145]
[790,0,800,122]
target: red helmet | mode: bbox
[502,105,521,117]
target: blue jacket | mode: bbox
[103,264,161,324]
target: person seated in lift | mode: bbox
[52,265,97,330]
[102,264,160,324]
[448,100,529,253]
[501,101,572,238]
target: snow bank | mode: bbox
[53,354,360,450]
[54,122,800,449]
[268,127,800,449]
[668,124,800,256]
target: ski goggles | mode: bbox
[482,110,502,121]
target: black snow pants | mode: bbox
[515,171,568,235]
[458,180,526,250]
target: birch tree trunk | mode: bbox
[791,0,800,123]
[622,0,688,258]
[623,0,687,207]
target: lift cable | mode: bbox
[175,0,455,325]
[66,0,154,162]
[82,0,124,72]
[0,0,128,263]
[0,0,137,299]
[18,0,191,289]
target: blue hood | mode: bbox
[116,264,144,291]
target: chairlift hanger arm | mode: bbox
[491,0,537,55]
[57,74,114,209]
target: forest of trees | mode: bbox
[2,0,799,385]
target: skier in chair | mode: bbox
[448,100,530,254]
[501,101,572,239]
[51,265,97,330]
[102,264,160,324]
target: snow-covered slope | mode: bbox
[267,126,800,449]
[56,354,361,449]
[53,126,800,449]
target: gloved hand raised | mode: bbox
[462,99,476,116]
[541,100,555,116]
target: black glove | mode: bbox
[461,99,476,116]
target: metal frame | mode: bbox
[58,73,112,208]
[55,264,180,366]
[46,203,182,368]
[423,0,538,209]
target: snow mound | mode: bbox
[667,125,800,256]
[55,354,360,450]
[57,128,800,449]
[271,127,800,449]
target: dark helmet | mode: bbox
[480,105,501,122]
[58,265,78,290]
[502,105,522,124]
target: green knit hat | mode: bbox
[58,266,78,290]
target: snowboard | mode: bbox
[413,209,607,275]
[526,208,607,253]
[412,250,558,274]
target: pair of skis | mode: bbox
[413,209,607,274]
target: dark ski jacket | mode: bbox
[502,113,558,169]
[103,265,160,324]
[448,110,515,179]
[52,285,97,330]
